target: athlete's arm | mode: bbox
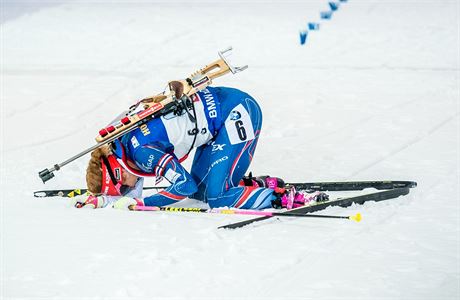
[133,145,197,206]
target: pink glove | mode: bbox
[112,196,144,210]
[74,195,106,209]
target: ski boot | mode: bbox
[241,173,286,193]
[271,186,329,209]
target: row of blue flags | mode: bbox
[300,0,348,45]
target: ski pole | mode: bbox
[129,205,362,222]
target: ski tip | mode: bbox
[349,213,362,222]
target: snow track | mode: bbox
[2,1,459,299]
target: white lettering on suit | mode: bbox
[201,88,217,118]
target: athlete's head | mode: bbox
[86,146,138,196]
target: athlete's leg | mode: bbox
[191,96,274,209]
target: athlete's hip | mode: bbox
[215,87,263,130]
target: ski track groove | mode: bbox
[4,32,197,152]
[4,11,134,119]
[253,64,459,72]
[301,93,425,145]
[253,213,379,297]
[3,1,459,298]
[5,30,194,121]
[73,30,194,119]
[3,127,86,153]
[253,192,419,298]
[350,112,460,177]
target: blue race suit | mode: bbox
[111,87,274,209]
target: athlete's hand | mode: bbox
[74,195,106,209]
[112,196,144,210]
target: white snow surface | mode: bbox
[1,0,459,299]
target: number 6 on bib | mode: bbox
[225,104,255,144]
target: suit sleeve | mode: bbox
[133,145,197,207]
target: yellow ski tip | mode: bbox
[349,213,362,222]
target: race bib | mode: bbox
[224,104,255,145]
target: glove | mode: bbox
[112,196,144,210]
[74,195,106,209]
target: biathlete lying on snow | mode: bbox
[76,82,326,210]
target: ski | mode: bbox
[287,180,417,191]
[218,187,411,229]
[33,180,416,198]
[33,186,163,198]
